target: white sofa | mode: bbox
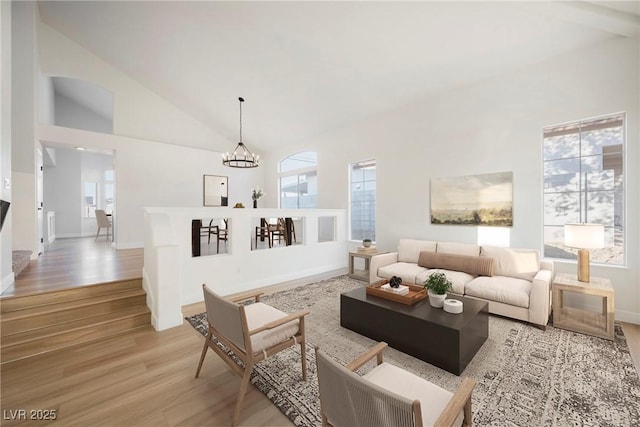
[369,239,554,329]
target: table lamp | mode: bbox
[564,223,604,282]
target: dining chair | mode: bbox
[211,219,229,253]
[94,210,112,241]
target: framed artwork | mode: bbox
[430,171,513,226]
[203,175,228,206]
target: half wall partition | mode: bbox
[143,207,347,330]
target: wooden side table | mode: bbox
[348,251,387,282]
[552,273,615,340]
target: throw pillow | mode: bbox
[418,251,494,277]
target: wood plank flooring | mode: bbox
[2,238,143,297]
[0,301,292,426]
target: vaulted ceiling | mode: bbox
[38,1,640,153]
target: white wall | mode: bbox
[1,0,13,292]
[11,1,39,259]
[28,12,265,249]
[39,125,262,248]
[37,22,231,153]
[38,72,54,125]
[43,148,81,237]
[263,36,640,323]
[55,92,112,134]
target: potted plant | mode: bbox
[362,239,372,248]
[423,272,452,308]
[251,187,264,208]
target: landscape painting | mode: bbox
[430,171,513,226]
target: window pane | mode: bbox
[543,133,579,161]
[84,182,97,218]
[105,183,114,213]
[585,191,615,225]
[279,151,317,173]
[544,193,580,225]
[279,152,318,208]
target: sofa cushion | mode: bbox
[465,276,531,308]
[397,239,437,263]
[480,246,539,281]
[436,241,480,257]
[378,262,428,284]
[416,269,474,295]
[418,251,494,277]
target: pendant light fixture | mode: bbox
[222,97,260,168]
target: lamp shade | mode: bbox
[564,223,604,249]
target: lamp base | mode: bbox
[577,249,590,282]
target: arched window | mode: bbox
[278,152,317,208]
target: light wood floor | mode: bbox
[1,238,638,426]
[2,238,143,297]
[0,301,293,427]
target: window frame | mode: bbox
[541,112,626,266]
[349,159,377,242]
[278,152,318,209]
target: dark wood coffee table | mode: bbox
[340,286,488,375]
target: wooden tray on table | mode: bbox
[366,279,427,306]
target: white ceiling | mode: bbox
[37,1,639,153]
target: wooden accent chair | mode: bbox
[196,284,310,426]
[315,342,476,427]
[94,210,112,241]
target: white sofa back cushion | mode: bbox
[397,239,437,263]
[480,246,540,281]
[437,241,480,257]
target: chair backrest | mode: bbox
[316,349,417,427]
[202,285,246,352]
[95,210,111,227]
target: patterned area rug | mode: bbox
[186,275,640,426]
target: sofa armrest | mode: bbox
[540,259,554,276]
[528,268,553,327]
[369,252,398,283]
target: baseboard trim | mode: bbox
[116,242,143,250]
[617,309,640,325]
[181,264,348,306]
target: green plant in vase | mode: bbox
[423,272,452,308]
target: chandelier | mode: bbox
[222,97,259,168]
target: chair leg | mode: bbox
[300,339,307,381]
[232,365,253,426]
[195,340,209,378]
[95,227,101,241]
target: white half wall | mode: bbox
[143,207,347,330]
